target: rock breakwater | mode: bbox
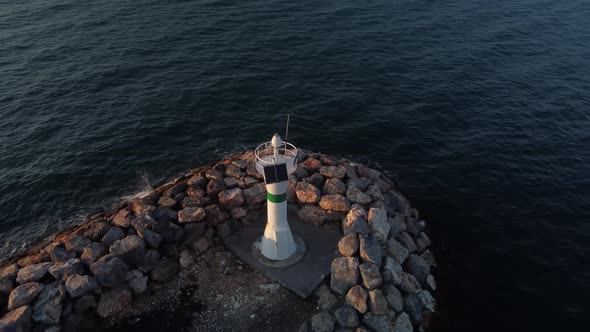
[0,150,438,331]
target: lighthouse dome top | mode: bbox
[255,134,298,175]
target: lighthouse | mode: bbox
[254,133,300,261]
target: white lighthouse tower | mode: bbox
[254,133,303,262]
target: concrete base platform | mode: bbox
[224,213,340,298]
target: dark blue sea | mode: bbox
[1,0,589,330]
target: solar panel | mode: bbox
[263,163,288,184]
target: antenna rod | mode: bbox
[284,114,290,158]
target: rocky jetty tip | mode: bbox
[0,150,438,332]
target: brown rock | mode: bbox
[346,285,368,314]
[243,183,267,205]
[31,281,66,324]
[206,179,227,197]
[338,234,359,257]
[218,188,245,209]
[319,166,346,179]
[296,182,321,204]
[109,235,146,266]
[181,195,210,208]
[204,204,228,225]
[178,207,206,223]
[319,194,351,212]
[8,282,44,310]
[230,207,248,219]
[298,205,328,226]
[158,195,177,208]
[111,208,133,228]
[0,263,19,282]
[205,169,223,180]
[359,263,382,290]
[300,158,322,173]
[225,164,245,178]
[48,258,83,280]
[16,263,52,285]
[0,306,32,332]
[83,222,111,242]
[187,175,207,187]
[186,185,205,198]
[323,178,346,195]
[330,257,360,295]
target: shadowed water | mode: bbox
[1,0,589,330]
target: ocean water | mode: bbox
[1,0,589,329]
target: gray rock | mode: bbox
[153,221,184,242]
[0,264,19,282]
[110,235,146,266]
[415,232,431,252]
[48,258,83,280]
[97,287,132,318]
[218,188,244,209]
[383,257,403,286]
[368,208,390,245]
[383,285,403,312]
[298,205,328,225]
[158,195,177,208]
[330,257,360,295]
[404,254,430,286]
[385,239,409,265]
[319,194,351,212]
[319,166,346,179]
[338,234,359,257]
[311,311,334,332]
[296,182,321,204]
[426,274,437,291]
[16,263,52,285]
[346,178,370,191]
[230,207,248,220]
[243,183,266,206]
[399,272,421,294]
[304,173,324,188]
[323,178,346,195]
[164,182,188,197]
[128,270,148,294]
[317,290,339,311]
[346,186,372,205]
[215,222,233,240]
[136,227,162,249]
[363,313,394,332]
[206,179,226,197]
[179,249,195,269]
[130,214,157,231]
[387,191,412,217]
[405,218,421,237]
[80,242,107,265]
[187,175,207,187]
[193,237,212,254]
[181,223,207,246]
[365,184,384,203]
[334,305,359,328]
[48,246,75,263]
[90,255,129,288]
[8,282,44,310]
[225,164,245,178]
[111,209,133,228]
[417,290,436,311]
[32,281,66,324]
[83,222,111,242]
[343,206,369,235]
[293,167,309,180]
[368,289,388,315]
[204,204,228,226]
[403,293,423,325]
[73,293,97,313]
[0,306,32,332]
[359,263,382,290]
[345,285,367,314]
[392,312,412,332]
[388,214,406,237]
[0,279,13,295]
[139,249,160,273]
[101,226,125,248]
[65,274,98,298]
[150,258,177,282]
[359,236,382,267]
[152,206,178,223]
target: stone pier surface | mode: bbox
[0,150,438,331]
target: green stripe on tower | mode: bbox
[267,192,287,203]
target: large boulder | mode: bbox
[296,182,321,204]
[83,221,111,242]
[65,274,99,298]
[396,232,417,253]
[323,178,346,195]
[218,188,244,209]
[97,287,132,318]
[330,257,360,295]
[101,226,125,248]
[404,254,430,286]
[243,183,266,206]
[384,285,404,312]
[109,235,146,266]
[346,186,372,205]
[8,282,44,310]
[111,209,133,228]
[319,194,351,212]
[80,243,107,265]
[334,305,359,328]
[368,208,390,245]
[399,272,421,294]
[319,166,346,179]
[298,205,327,225]
[32,281,66,324]
[0,306,32,332]
[300,158,322,173]
[90,255,129,288]
[343,206,369,235]
[385,239,409,265]
[338,234,359,257]
[359,263,382,290]
[403,293,423,325]
[345,285,368,314]
[48,258,83,280]
[16,263,52,285]
[359,236,382,267]
[369,289,388,315]
[383,256,403,286]
[177,207,206,224]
